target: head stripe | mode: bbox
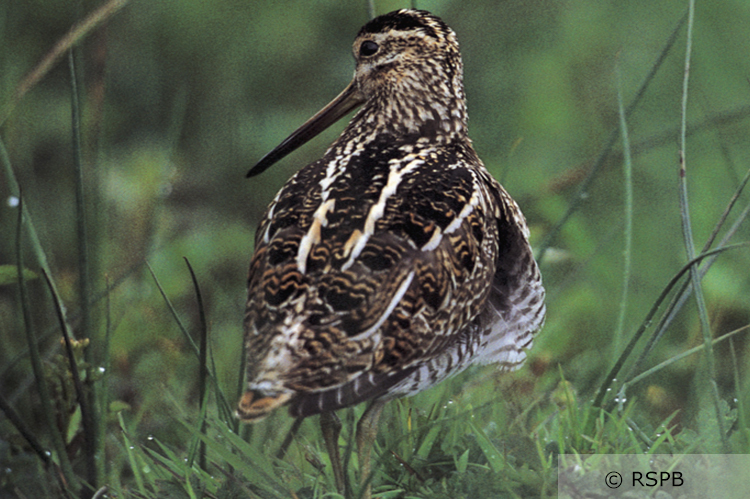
[358,9,444,39]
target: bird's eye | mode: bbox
[359,40,379,57]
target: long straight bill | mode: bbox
[246,81,364,177]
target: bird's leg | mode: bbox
[320,411,348,496]
[356,399,386,499]
[275,416,304,460]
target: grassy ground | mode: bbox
[1,0,750,497]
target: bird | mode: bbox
[237,8,545,498]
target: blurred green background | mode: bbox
[1,0,750,496]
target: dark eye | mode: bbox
[359,40,379,57]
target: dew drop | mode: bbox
[7,196,19,208]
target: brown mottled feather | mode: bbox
[238,9,545,422]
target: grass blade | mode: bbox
[592,241,750,409]
[148,261,236,425]
[537,8,688,263]
[146,262,200,355]
[614,64,634,355]
[729,338,750,450]
[622,324,749,390]
[16,195,79,493]
[467,421,504,473]
[187,420,288,496]
[118,412,147,496]
[1,136,69,328]
[624,167,750,383]
[414,424,441,461]
[184,257,209,472]
[69,44,101,489]
[0,0,128,127]
[43,267,100,493]
[99,275,114,483]
[676,0,727,451]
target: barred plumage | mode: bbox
[237,9,545,497]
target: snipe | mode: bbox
[237,9,545,498]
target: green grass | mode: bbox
[2,0,750,498]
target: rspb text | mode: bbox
[559,454,750,498]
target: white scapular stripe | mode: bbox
[354,270,415,340]
[421,227,443,252]
[342,156,424,270]
[296,199,335,274]
[443,171,480,235]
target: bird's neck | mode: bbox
[337,93,468,153]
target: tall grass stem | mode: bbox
[624,183,750,385]
[184,258,209,472]
[69,47,101,489]
[614,66,634,355]
[0,0,128,127]
[1,140,69,325]
[43,267,99,495]
[676,0,728,451]
[16,196,79,493]
[537,9,688,264]
[592,241,750,408]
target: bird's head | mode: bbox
[247,9,467,177]
[349,9,466,137]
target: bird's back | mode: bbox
[238,9,545,422]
